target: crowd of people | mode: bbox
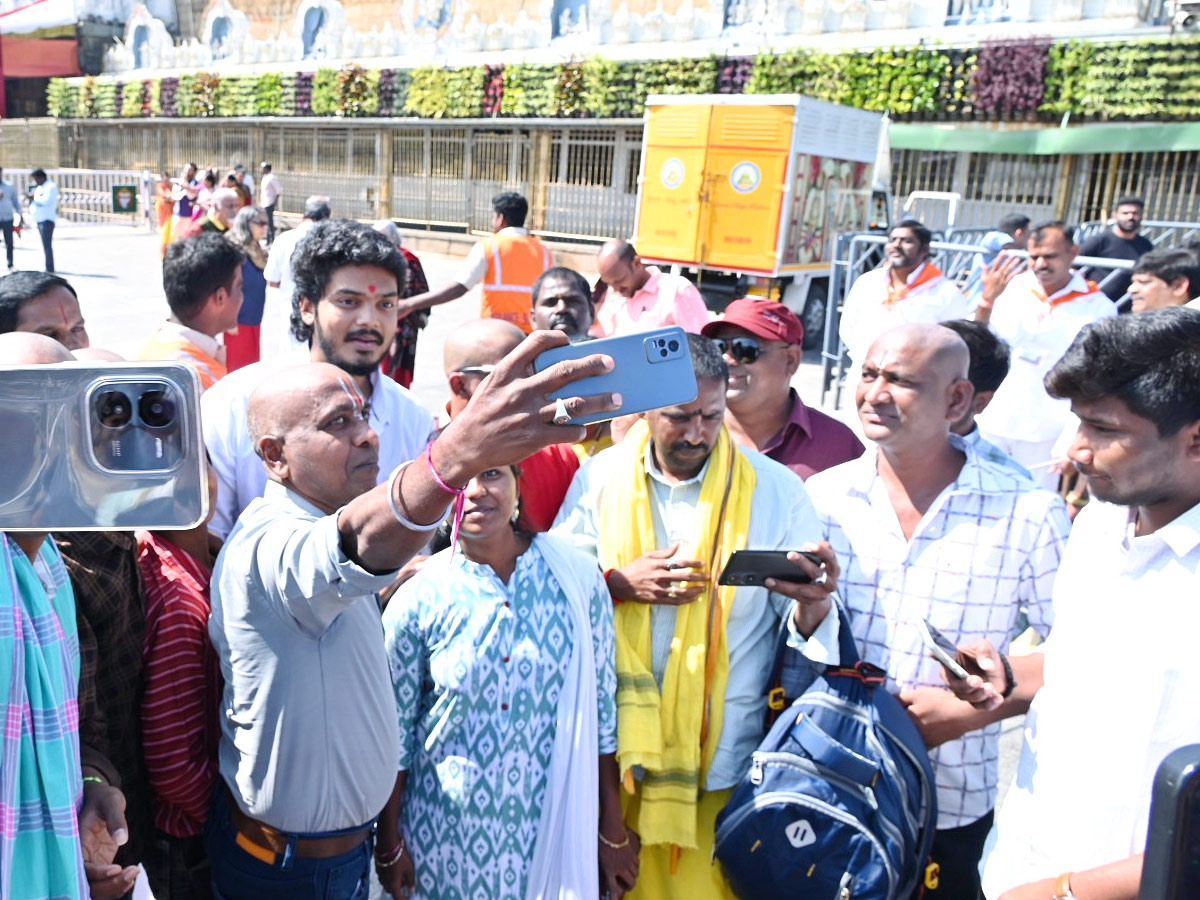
[1,185,1199,900]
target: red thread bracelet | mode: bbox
[426,442,466,557]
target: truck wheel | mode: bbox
[800,285,827,351]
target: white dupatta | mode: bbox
[523,534,600,900]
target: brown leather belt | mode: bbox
[224,786,370,865]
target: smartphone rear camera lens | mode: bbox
[668,339,680,352]
[660,348,668,358]
[138,390,176,429]
[95,391,132,428]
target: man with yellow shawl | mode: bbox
[553,333,837,898]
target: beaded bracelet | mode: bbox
[386,463,443,533]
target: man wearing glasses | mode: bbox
[703,298,862,479]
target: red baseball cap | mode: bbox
[701,297,804,346]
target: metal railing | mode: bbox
[0,167,152,226]
[54,117,645,243]
[820,231,1134,408]
[1075,219,1200,250]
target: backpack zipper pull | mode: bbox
[837,872,853,899]
[749,756,763,785]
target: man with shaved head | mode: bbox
[593,239,709,337]
[441,317,526,422]
[207,337,621,899]
[0,333,140,900]
[792,323,1070,900]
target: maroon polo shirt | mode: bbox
[761,389,865,480]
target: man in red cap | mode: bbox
[702,298,863,479]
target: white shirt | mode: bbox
[260,220,315,360]
[799,440,1069,828]
[552,441,821,790]
[456,226,534,290]
[202,359,435,541]
[259,172,281,207]
[982,500,1200,893]
[210,481,400,833]
[840,263,969,365]
[29,179,58,223]
[838,263,969,421]
[976,271,1115,443]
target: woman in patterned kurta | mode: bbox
[378,466,637,900]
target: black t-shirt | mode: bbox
[1077,230,1154,300]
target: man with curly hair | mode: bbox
[202,219,435,541]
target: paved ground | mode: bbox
[38,222,1023,823]
[59,223,833,415]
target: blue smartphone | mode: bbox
[532,326,699,426]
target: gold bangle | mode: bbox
[598,829,630,850]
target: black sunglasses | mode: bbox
[712,336,768,364]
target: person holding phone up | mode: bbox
[941,309,1200,900]
[552,334,836,900]
[795,323,1069,900]
[205,331,621,900]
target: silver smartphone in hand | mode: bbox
[532,326,699,426]
[0,362,208,531]
[918,618,970,681]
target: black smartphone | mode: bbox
[1140,744,1200,899]
[718,550,822,587]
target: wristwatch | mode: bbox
[1051,872,1077,899]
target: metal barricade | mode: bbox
[820,231,1134,408]
[1076,219,1200,250]
[2,167,153,227]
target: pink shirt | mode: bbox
[592,266,710,337]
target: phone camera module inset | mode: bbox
[138,390,176,429]
[95,390,133,428]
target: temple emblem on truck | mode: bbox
[729,162,761,194]
[660,158,685,190]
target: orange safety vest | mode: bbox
[479,232,551,333]
[137,329,227,392]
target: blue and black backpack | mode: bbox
[713,603,937,899]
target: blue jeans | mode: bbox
[36,220,54,272]
[204,788,372,900]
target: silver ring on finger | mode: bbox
[552,397,571,425]
[813,571,828,586]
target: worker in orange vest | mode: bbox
[138,233,245,392]
[396,192,552,334]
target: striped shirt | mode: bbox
[138,533,220,838]
[802,438,1070,828]
[0,534,88,900]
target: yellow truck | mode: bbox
[632,93,888,348]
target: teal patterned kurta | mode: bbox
[382,536,617,900]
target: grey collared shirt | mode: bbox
[0,180,20,221]
[209,481,401,833]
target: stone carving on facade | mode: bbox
[94,0,1145,75]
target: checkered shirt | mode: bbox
[804,439,1070,829]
